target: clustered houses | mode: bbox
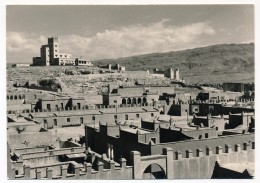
[33,37,92,66]
[24,106,159,129]
[7,84,255,179]
[8,113,254,179]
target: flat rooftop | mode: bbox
[100,107,158,114]
[30,107,158,118]
[8,114,32,123]
[121,128,151,134]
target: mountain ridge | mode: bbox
[93,43,254,84]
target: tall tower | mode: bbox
[174,69,180,80]
[40,45,50,66]
[48,37,60,65]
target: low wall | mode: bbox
[151,133,254,156]
[10,158,133,180]
[8,131,53,147]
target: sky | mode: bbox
[6,5,254,63]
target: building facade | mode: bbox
[33,37,91,66]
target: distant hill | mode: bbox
[93,43,254,84]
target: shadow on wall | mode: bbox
[211,161,253,179]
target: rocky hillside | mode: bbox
[93,43,254,84]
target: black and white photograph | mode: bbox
[3,1,257,180]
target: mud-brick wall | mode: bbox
[8,131,53,146]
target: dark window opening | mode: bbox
[54,119,57,126]
[205,133,208,138]
[80,117,84,124]
[151,137,156,144]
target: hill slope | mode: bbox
[93,43,254,84]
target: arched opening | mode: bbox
[143,163,166,179]
[7,96,9,100]
[143,97,147,103]
[243,143,248,150]
[18,95,22,99]
[14,95,17,100]
[10,96,13,100]
[122,98,126,105]
[132,98,137,104]
[127,98,131,104]
[138,97,142,104]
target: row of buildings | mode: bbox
[7,107,255,179]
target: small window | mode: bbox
[55,45,57,47]
[114,115,117,119]
[205,133,208,138]
[55,50,57,52]
[151,137,156,144]
[151,113,154,117]
[136,114,140,118]
[67,118,70,122]
[54,119,57,126]
[80,117,84,124]
[125,115,128,120]
[92,116,95,121]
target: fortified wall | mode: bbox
[8,142,254,179]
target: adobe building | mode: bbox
[33,36,91,66]
[103,84,159,106]
[196,91,242,103]
[226,112,254,130]
[75,58,93,66]
[223,82,244,92]
[153,68,180,80]
[24,106,159,129]
[84,120,254,179]
[32,97,85,112]
[99,63,126,71]
[7,114,53,148]
[192,114,226,131]
[7,114,254,179]
[158,92,197,116]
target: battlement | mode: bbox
[9,157,133,180]
[131,143,254,179]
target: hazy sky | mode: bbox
[6,5,254,63]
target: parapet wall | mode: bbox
[9,144,254,179]
[150,133,254,156]
[131,145,254,179]
[9,158,133,180]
